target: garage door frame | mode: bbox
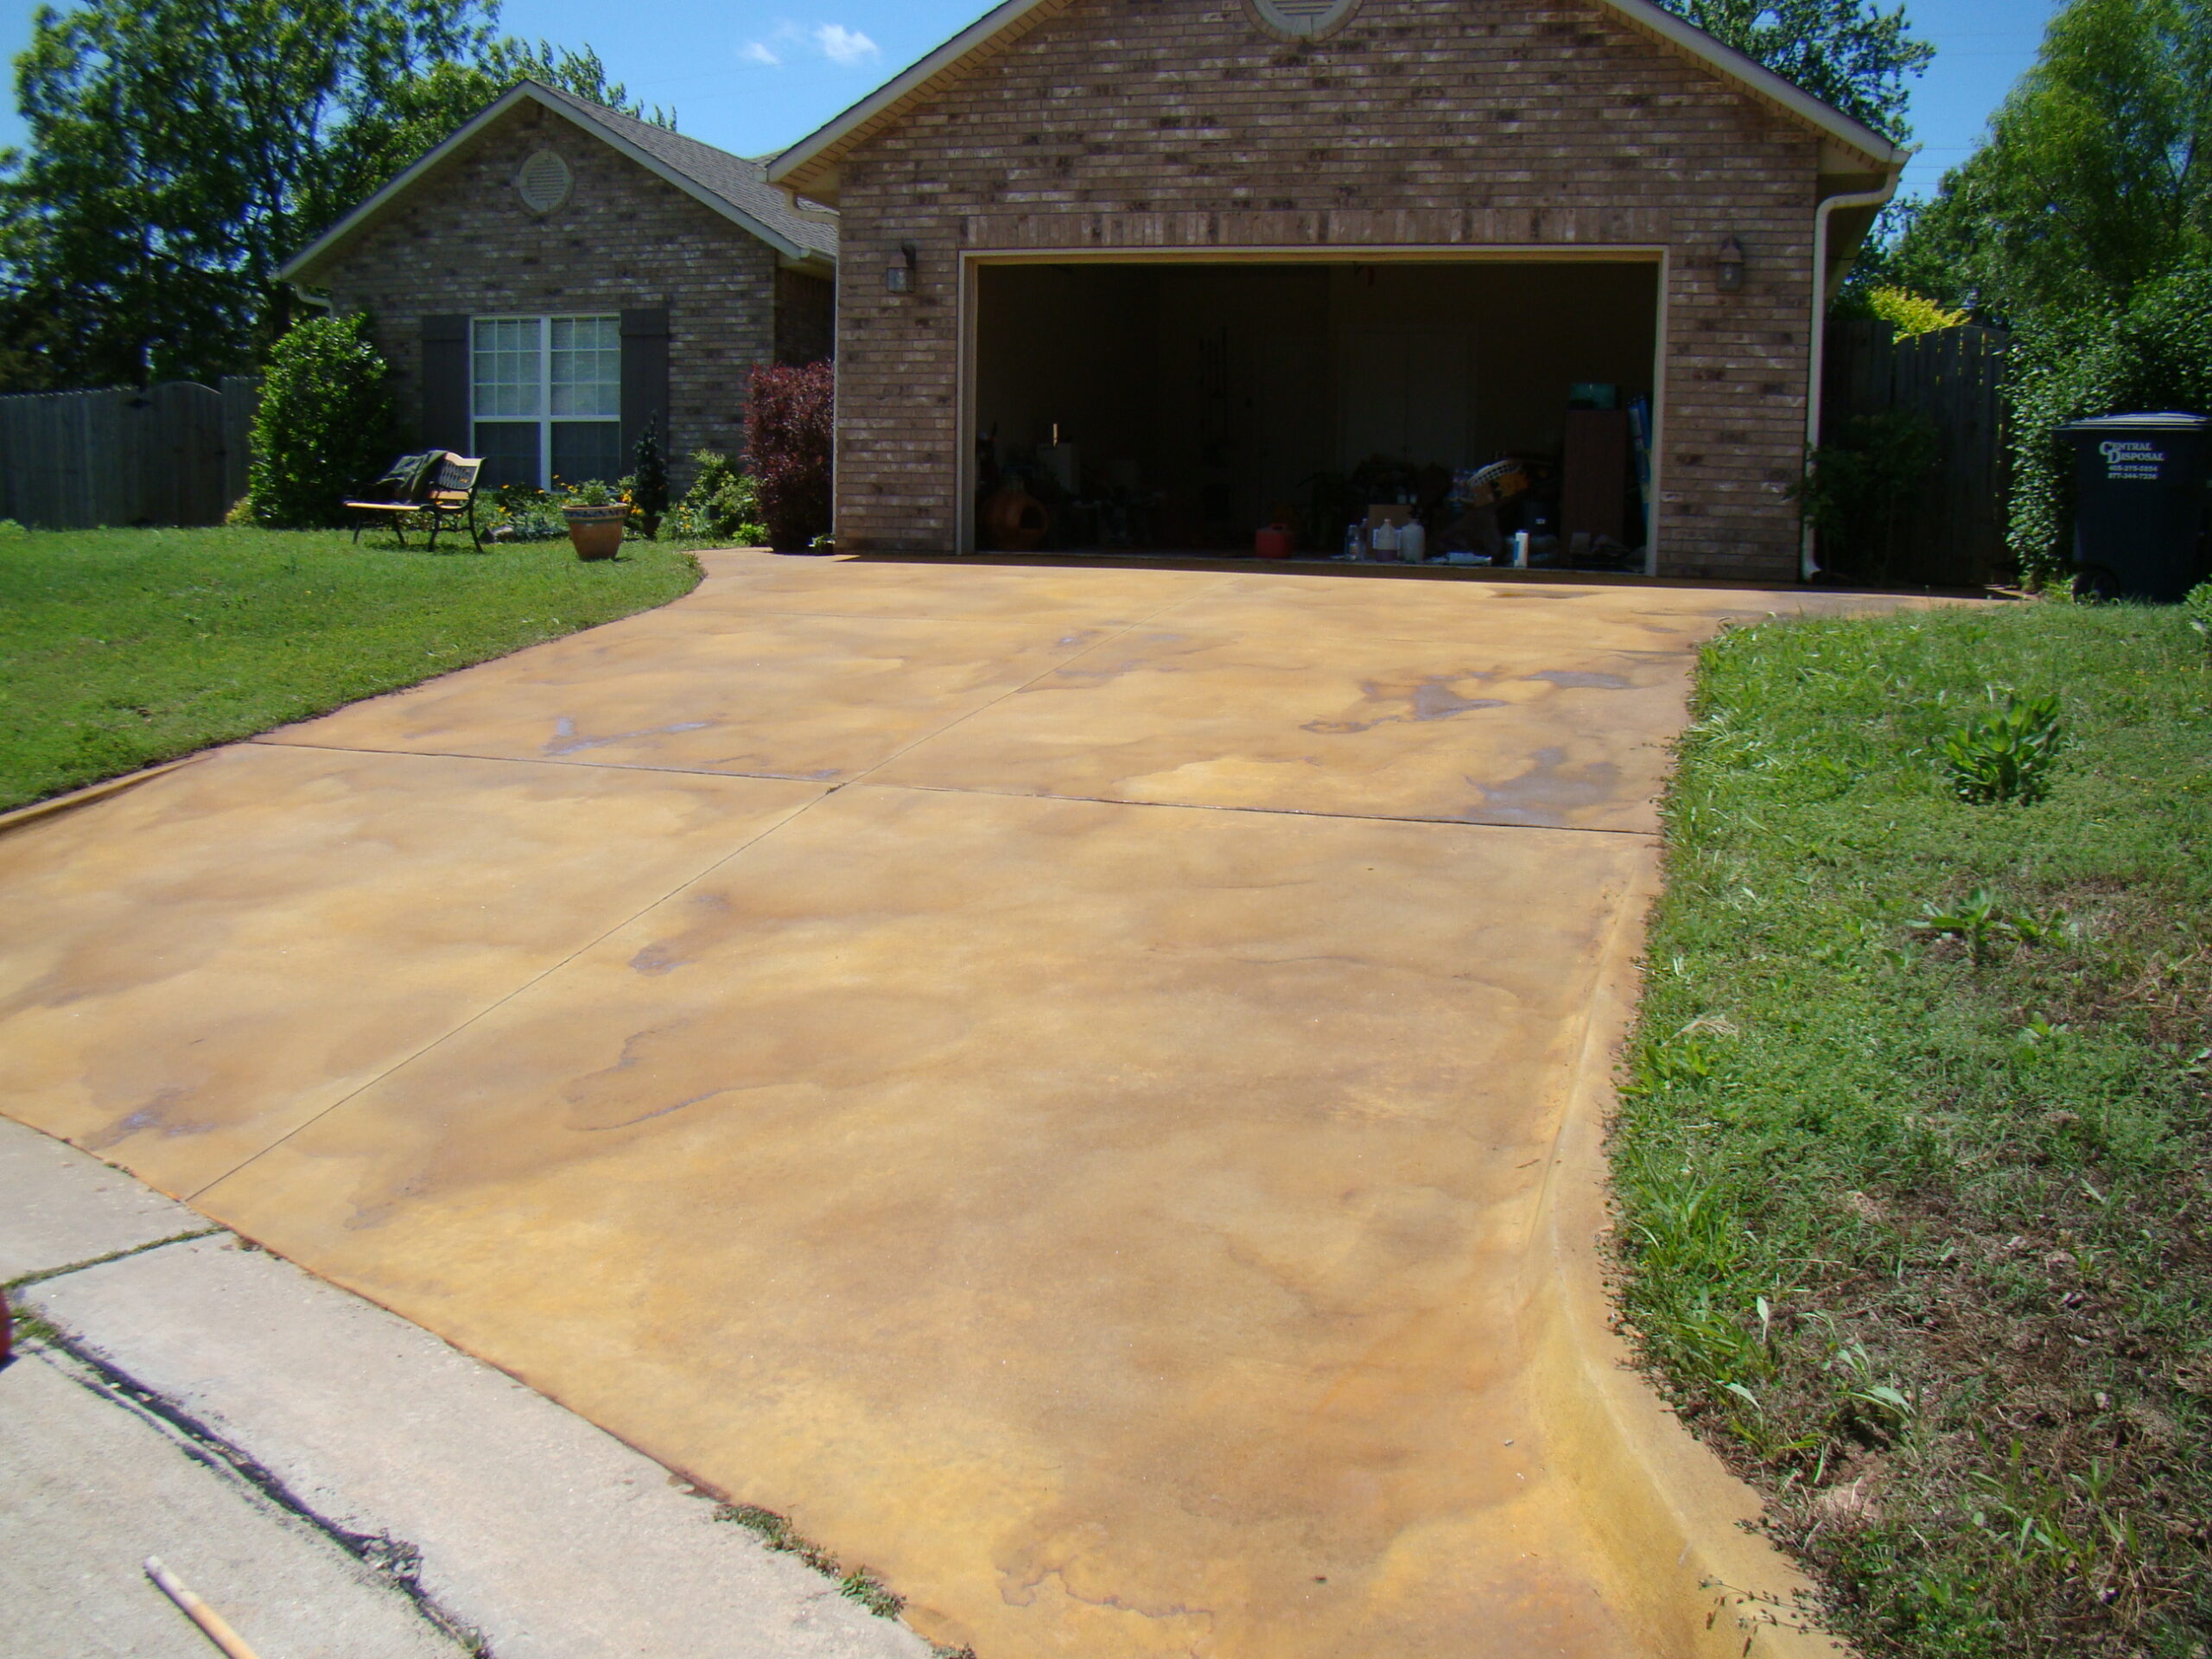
[954,245,1674,572]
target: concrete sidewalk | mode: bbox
[1,1116,932,1659]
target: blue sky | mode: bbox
[0,0,2061,199]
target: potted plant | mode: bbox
[561,479,627,560]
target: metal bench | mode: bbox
[346,452,484,552]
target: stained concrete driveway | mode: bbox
[1,554,1885,1658]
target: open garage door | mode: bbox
[965,257,1662,571]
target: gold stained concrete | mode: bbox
[0,554,1886,1657]
[0,743,822,1195]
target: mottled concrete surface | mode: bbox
[0,555,1898,1658]
[2,1118,927,1659]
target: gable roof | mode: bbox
[766,0,1906,204]
[281,79,837,285]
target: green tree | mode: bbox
[1893,0,2212,321]
[0,0,657,391]
[248,309,397,526]
[1658,0,1935,142]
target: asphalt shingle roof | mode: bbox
[524,80,838,260]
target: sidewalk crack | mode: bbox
[3,1227,226,1294]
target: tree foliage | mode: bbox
[1870,0,2212,584]
[1893,0,2212,321]
[0,0,658,391]
[248,310,397,527]
[1656,0,1934,142]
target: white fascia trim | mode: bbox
[768,0,1904,200]
[279,81,810,282]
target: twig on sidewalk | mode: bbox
[144,1556,264,1659]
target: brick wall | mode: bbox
[830,0,1829,581]
[312,101,784,489]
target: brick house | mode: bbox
[281,80,838,493]
[767,0,1905,581]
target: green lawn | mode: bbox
[0,525,702,810]
[1615,600,2212,1657]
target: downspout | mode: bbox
[1802,176,1904,581]
[288,284,334,315]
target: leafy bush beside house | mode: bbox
[247,312,397,528]
[673,450,767,545]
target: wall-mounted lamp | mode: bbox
[1716,234,1746,294]
[886,241,918,295]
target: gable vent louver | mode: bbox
[517,149,573,214]
[1248,0,1361,38]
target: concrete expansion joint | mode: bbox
[862,776,1665,839]
[3,1226,226,1294]
[14,1316,493,1657]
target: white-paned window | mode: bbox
[471,315,623,488]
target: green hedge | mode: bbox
[248,313,398,529]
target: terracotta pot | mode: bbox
[982,487,1048,552]
[563,504,627,560]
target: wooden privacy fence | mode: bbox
[1822,319,2011,588]
[0,376,260,529]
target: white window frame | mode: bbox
[469,315,622,487]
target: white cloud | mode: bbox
[741,20,879,70]
[812,22,879,65]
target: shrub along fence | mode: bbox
[1821,319,2011,588]
[0,376,260,528]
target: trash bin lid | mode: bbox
[2058,411,2210,434]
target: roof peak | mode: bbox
[281,79,835,286]
[767,0,1904,205]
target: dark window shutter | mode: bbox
[620,308,671,461]
[420,315,470,454]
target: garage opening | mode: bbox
[969,258,1661,570]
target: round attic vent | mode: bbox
[516,149,572,214]
[1244,0,1362,41]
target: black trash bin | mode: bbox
[2058,412,2212,601]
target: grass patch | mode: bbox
[713,1503,907,1619]
[1614,600,2212,1657]
[0,524,704,810]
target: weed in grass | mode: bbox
[1941,691,2064,805]
[1910,888,2071,966]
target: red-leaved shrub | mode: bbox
[744,360,834,550]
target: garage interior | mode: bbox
[970,257,1662,569]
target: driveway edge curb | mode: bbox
[1522,861,1853,1659]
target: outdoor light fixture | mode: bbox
[886,242,918,295]
[1716,234,1746,293]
